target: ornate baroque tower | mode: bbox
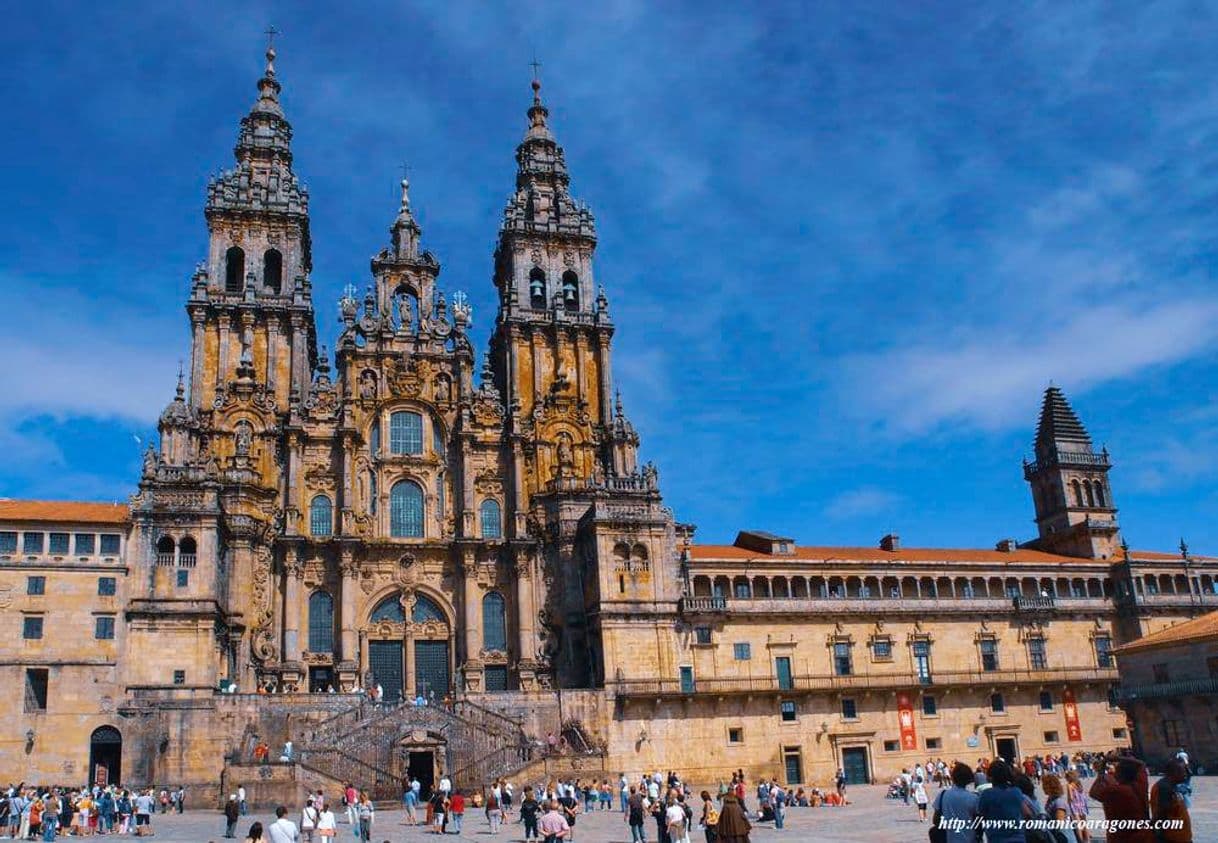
[488,78,678,687]
[1023,386,1121,559]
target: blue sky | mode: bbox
[1,1,1216,552]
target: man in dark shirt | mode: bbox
[1090,752,1152,843]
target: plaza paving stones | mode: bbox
[87,779,1216,842]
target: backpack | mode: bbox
[705,804,719,826]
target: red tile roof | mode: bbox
[0,499,130,525]
[1114,610,1218,654]
[688,544,1178,566]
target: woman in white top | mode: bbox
[315,806,337,839]
[300,798,318,842]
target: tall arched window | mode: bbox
[1094,481,1106,507]
[263,249,283,294]
[529,268,547,309]
[370,419,381,455]
[1085,481,1095,507]
[225,246,245,293]
[178,536,197,566]
[412,593,445,623]
[561,270,579,312]
[308,591,334,652]
[1071,480,1084,508]
[390,411,423,454]
[310,495,333,537]
[480,499,502,539]
[483,592,507,651]
[390,481,424,537]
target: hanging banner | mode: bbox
[897,691,917,750]
[1063,688,1083,742]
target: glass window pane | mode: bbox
[390,482,424,537]
[0,532,16,553]
[49,533,69,554]
[482,593,507,651]
[95,617,115,640]
[100,534,121,555]
[390,412,423,454]
[75,533,95,555]
[371,596,405,623]
[412,594,445,624]
[23,532,43,554]
[310,495,333,537]
[485,665,508,692]
[308,592,334,652]
[480,499,502,539]
[98,577,116,596]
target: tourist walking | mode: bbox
[315,802,336,840]
[1150,760,1192,843]
[224,794,240,838]
[700,790,719,843]
[522,786,542,841]
[238,784,248,816]
[932,762,979,843]
[914,777,929,822]
[355,791,374,841]
[1065,770,1091,843]
[1042,774,1078,843]
[268,806,299,843]
[977,760,1031,843]
[538,799,571,842]
[486,786,503,833]
[300,796,319,842]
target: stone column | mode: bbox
[462,549,484,692]
[283,554,303,663]
[340,551,358,664]
[515,548,538,689]
[596,331,613,427]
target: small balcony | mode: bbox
[1013,595,1056,612]
[679,595,728,615]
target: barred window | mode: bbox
[480,499,502,539]
[26,576,45,595]
[310,495,333,537]
[23,616,43,640]
[75,533,95,555]
[390,481,424,538]
[483,592,507,651]
[100,534,121,555]
[733,642,752,661]
[0,532,16,553]
[98,577,117,596]
[389,411,423,455]
[308,592,334,652]
[49,533,69,554]
[23,532,43,554]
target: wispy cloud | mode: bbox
[824,487,904,521]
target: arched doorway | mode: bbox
[365,592,452,702]
[89,726,122,787]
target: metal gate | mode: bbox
[414,640,449,697]
[369,640,404,702]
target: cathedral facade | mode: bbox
[2,46,1216,797]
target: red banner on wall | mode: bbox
[897,692,918,750]
[1063,688,1083,742]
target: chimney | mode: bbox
[995,539,1018,553]
[880,533,900,552]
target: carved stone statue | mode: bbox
[142,445,158,477]
[360,370,377,400]
[235,421,253,457]
[397,293,413,332]
[556,435,574,475]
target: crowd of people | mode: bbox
[0,784,181,839]
[908,747,1196,843]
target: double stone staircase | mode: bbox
[295,698,535,801]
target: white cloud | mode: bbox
[824,487,903,520]
[840,299,1218,435]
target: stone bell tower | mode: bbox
[1023,385,1121,559]
[488,76,620,513]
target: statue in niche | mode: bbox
[239,326,254,368]
[556,434,575,478]
[359,370,377,401]
[397,293,414,332]
[234,421,253,457]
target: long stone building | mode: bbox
[2,45,1215,800]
